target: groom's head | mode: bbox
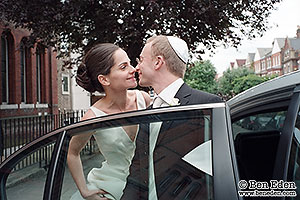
[136,35,189,88]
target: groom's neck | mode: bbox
[153,75,180,94]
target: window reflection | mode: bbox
[232,111,287,139]
[65,109,214,200]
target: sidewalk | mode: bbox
[5,152,104,200]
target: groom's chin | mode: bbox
[138,81,148,87]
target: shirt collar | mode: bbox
[157,78,184,105]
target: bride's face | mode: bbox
[105,48,137,90]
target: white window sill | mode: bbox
[0,104,18,109]
[35,103,48,108]
[19,103,35,109]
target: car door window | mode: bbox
[232,111,287,139]
[4,141,56,200]
[287,107,300,199]
[232,110,287,182]
[62,108,214,200]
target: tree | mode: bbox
[232,74,266,94]
[217,68,277,99]
[0,0,282,67]
[217,67,254,99]
[184,60,217,94]
[233,73,277,95]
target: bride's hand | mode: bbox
[82,189,110,200]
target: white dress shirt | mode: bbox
[149,78,184,200]
[154,78,184,107]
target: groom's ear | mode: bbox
[154,56,164,70]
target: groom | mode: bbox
[121,35,223,199]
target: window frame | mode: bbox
[36,47,42,103]
[20,41,27,103]
[1,35,9,104]
[61,74,70,95]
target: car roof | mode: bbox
[228,70,300,107]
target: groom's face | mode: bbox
[136,42,156,87]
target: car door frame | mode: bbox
[272,85,300,182]
[1,103,240,200]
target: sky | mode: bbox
[201,0,300,74]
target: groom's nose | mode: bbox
[135,64,140,71]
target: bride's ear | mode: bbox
[98,75,110,86]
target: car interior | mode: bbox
[232,110,287,182]
[235,130,280,182]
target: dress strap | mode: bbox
[135,90,146,110]
[90,106,107,117]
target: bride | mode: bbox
[67,43,151,200]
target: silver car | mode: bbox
[1,70,299,200]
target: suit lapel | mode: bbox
[156,83,192,145]
[174,83,192,105]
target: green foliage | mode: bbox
[0,0,282,67]
[232,74,265,94]
[217,68,254,99]
[217,68,277,100]
[184,60,217,94]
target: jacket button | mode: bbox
[144,151,147,155]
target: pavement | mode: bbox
[5,152,104,200]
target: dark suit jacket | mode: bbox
[121,83,223,199]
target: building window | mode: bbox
[1,35,9,103]
[20,41,27,103]
[36,47,42,103]
[262,60,266,70]
[62,74,70,95]
[267,58,271,69]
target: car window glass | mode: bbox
[232,111,287,139]
[5,141,56,200]
[287,107,300,199]
[63,109,214,200]
[232,110,287,182]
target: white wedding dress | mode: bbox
[70,90,146,200]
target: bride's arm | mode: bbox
[68,132,93,197]
[67,110,105,199]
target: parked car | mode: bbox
[0,70,299,200]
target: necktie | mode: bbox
[149,96,164,199]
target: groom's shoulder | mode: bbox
[190,88,223,104]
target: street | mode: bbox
[6,153,104,200]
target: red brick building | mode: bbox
[281,27,300,74]
[0,22,58,118]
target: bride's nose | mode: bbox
[129,65,136,73]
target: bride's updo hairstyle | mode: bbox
[76,43,120,93]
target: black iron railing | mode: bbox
[0,110,97,171]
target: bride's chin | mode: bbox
[127,82,137,89]
[132,81,138,87]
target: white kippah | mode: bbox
[167,36,189,64]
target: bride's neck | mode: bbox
[103,89,129,111]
